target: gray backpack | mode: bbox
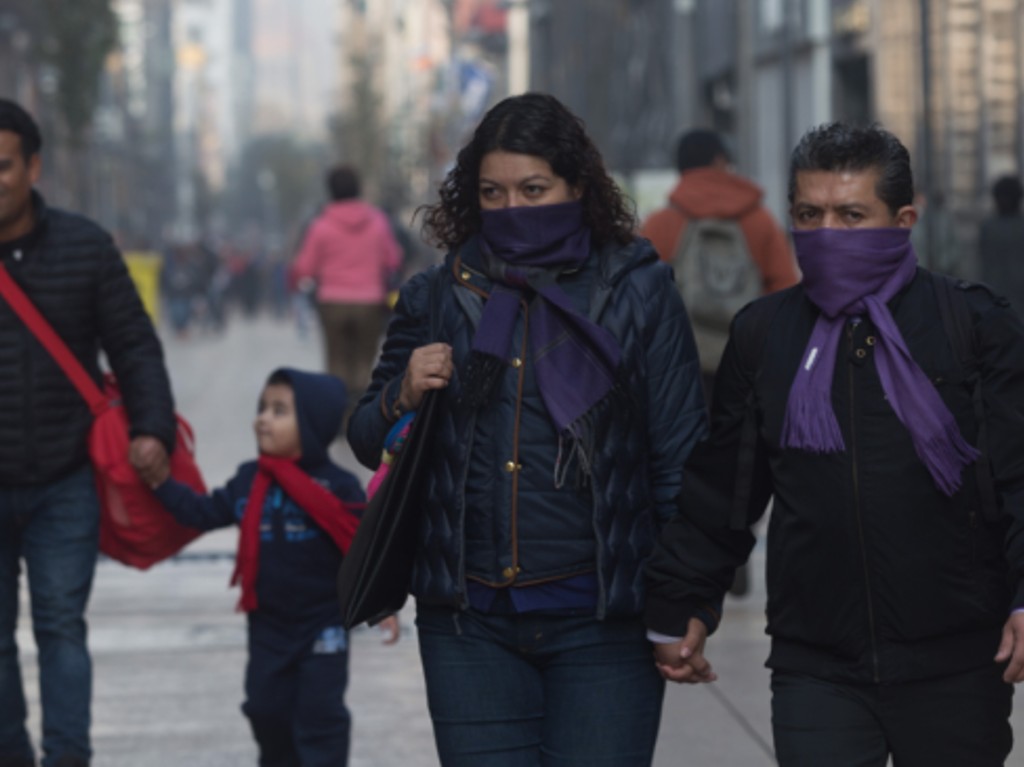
[673,217,760,373]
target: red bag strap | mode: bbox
[0,264,107,413]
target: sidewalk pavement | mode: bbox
[15,314,1024,766]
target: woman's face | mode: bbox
[478,150,580,210]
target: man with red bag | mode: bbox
[0,99,175,767]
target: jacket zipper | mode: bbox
[848,322,881,683]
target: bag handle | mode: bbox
[0,264,108,414]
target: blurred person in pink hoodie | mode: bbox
[293,166,402,421]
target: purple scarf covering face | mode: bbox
[473,200,622,439]
[782,227,979,496]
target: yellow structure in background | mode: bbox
[124,251,162,323]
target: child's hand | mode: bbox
[376,614,401,645]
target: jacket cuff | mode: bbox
[1012,582,1024,613]
[152,476,191,510]
[644,595,722,637]
[378,376,405,424]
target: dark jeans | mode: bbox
[416,603,665,767]
[242,621,351,767]
[771,666,1014,766]
[0,465,100,767]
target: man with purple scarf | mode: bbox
[645,123,1024,766]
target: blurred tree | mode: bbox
[329,49,385,199]
[225,134,329,250]
[36,0,118,148]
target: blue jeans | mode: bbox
[0,465,100,767]
[415,603,665,767]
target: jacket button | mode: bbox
[511,357,523,368]
[855,348,867,359]
[865,336,877,346]
[504,460,518,473]
[460,270,471,281]
[502,566,516,579]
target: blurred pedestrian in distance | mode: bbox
[148,367,399,767]
[0,98,177,767]
[979,175,1024,314]
[646,122,1024,767]
[292,166,403,420]
[160,242,202,338]
[348,92,707,766]
[911,189,960,275]
[640,127,798,397]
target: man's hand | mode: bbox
[995,610,1024,683]
[130,435,170,489]
[653,617,717,684]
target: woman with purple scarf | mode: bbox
[645,123,1024,766]
[347,93,707,765]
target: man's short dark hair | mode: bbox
[992,175,1024,216]
[0,99,42,160]
[675,129,730,173]
[326,166,360,201]
[788,122,914,215]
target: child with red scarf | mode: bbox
[150,367,397,767]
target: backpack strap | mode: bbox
[728,295,784,530]
[930,271,999,520]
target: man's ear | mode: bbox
[895,204,918,229]
[27,152,41,184]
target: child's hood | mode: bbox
[271,367,346,467]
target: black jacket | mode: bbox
[646,269,1024,684]
[348,237,707,618]
[0,192,176,485]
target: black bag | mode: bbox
[337,267,444,628]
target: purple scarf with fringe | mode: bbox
[782,227,979,496]
[470,200,621,446]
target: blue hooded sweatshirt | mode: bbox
[155,368,365,633]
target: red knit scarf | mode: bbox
[231,455,362,612]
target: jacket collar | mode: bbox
[0,190,48,263]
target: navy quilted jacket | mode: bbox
[348,235,707,618]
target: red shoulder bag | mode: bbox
[0,264,205,569]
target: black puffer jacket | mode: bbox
[0,193,176,485]
[646,269,1024,684]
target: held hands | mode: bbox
[376,614,401,645]
[653,617,717,684]
[130,435,170,489]
[995,610,1024,683]
[399,343,453,411]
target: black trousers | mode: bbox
[771,665,1014,767]
[243,624,351,767]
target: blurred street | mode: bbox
[14,314,1024,766]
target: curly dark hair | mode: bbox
[421,92,636,250]
[788,122,914,215]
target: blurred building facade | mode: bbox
[523,0,1024,276]
[334,0,504,210]
[0,0,179,246]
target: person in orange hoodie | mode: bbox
[641,130,797,597]
[641,129,797,298]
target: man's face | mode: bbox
[790,168,917,231]
[0,130,40,243]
